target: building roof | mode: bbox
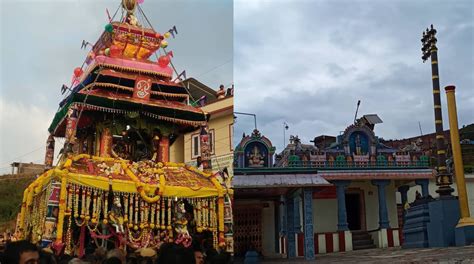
[182,78,233,105]
[182,78,219,104]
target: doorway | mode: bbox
[233,204,263,256]
[345,189,366,231]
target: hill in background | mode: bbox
[0,174,37,232]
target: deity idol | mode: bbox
[248,145,264,167]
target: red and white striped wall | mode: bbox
[312,231,353,254]
[280,229,402,257]
[279,236,287,255]
[370,228,401,248]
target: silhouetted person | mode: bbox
[3,240,39,264]
[157,243,195,264]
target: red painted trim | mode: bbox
[280,237,285,254]
[314,233,319,254]
[387,228,394,247]
[297,233,304,256]
[399,228,403,245]
[313,186,337,199]
[325,233,333,253]
[338,231,345,252]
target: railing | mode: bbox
[287,160,430,169]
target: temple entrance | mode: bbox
[233,204,263,256]
[345,189,366,231]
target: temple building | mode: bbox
[233,114,435,260]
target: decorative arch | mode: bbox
[342,124,376,155]
[234,129,275,168]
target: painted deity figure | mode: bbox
[112,130,131,159]
[109,197,125,234]
[248,145,264,167]
[355,134,362,155]
[173,201,192,247]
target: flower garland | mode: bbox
[73,185,79,218]
[150,201,156,229]
[134,195,139,230]
[103,190,109,225]
[167,198,172,232]
[160,198,165,230]
[85,188,91,222]
[80,187,86,219]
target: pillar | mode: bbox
[294,196,301,232]
[158,136,170,162]
[99,128,113,157]
[335,180,351,231]
[279,195,287,235]
[398,185,409,208]
[445,85,474,227]
[44,134,55,169]
[415,179,430,198]
[286,196,296,258]
[372,180,391,229]
[303,188,315,260]
[398,185,409,223]
[200,126,212,173]
[278,195,287,254]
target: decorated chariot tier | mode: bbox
[18,154,232,254]
[16,0,234,256]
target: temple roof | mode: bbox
[49,94,208,135]
[48,2,208,136]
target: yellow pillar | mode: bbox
[445,85,474,227]
[55,174,69,243]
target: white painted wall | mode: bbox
[262,202,276,256]
[345,181,399,230]
[386,182,400,229]
[313,198,338,233]
[312,180,400,233]
[348,181,377,230]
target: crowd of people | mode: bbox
[0,240,232,264]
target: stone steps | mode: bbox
[352,231,376,250]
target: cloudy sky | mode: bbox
[0,0,472,174]
[234,0,473,152]
[0,0,232,174]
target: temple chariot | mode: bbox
[15,0,233,256]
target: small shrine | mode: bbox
[234,129,275,168]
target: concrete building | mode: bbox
[170,78,234,174]
[10,162,45,175]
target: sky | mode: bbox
[0,0,233,174]
[234,0,474,152]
